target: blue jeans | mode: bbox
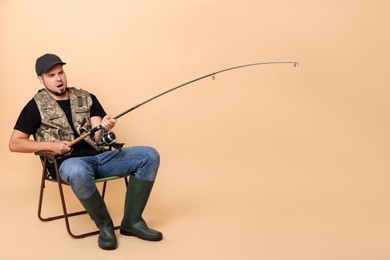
[59,146,160,200]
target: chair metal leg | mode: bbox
[38,156,128,239]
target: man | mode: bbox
[9,53,163,250]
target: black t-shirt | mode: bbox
[14,90,107,162]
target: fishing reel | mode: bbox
[98,130,117,146]
[99,130,124,151]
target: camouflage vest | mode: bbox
[33,87,100,151]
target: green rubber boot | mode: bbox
[79,190,118,250]
[120,177,163,241]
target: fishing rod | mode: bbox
[69,61,299,147]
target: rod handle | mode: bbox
[68,125,103,147]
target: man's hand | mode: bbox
[101,115,117,131]
[52,141,72,155]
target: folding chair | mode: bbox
[37,146,128,239]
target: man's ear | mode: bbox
[38,75,44,85]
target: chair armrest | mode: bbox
[35,151,57,160]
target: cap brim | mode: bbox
[41,62,66,75]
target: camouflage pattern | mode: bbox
[34,87,101,151]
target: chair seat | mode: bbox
[95,176,124,183]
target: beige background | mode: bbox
[1,0,390,259]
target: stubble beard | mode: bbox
[47,87,67,97]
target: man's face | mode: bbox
[38,64,68,99]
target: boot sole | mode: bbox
[99,244,118,250]
[120,228,163,241]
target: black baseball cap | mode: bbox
[35,53,66,76]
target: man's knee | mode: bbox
[60,159,93,183]
[144,146,160,165]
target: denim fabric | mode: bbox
[59,146,160,200]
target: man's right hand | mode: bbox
[52,141,72,155]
